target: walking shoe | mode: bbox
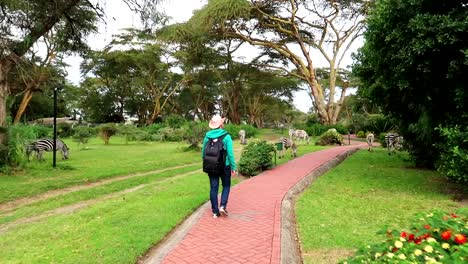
[219,206,228,216]
[213,213,220,218]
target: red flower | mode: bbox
[441,231,452,240]
[392,247,398,252]
[408,234,415,241]
[423,233,430,239]
[454,234,467,245]
[424,224,431,229]
[401,231,407,238]
[451,213,458,218]
[415,238,422,244]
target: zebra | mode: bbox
[294,129,310,144]
[277,137,297,159]
[288,129,295,141]
[385,133,401,155]
[366,133,374,152]
[26,138,70,161]
[238,129,247,145]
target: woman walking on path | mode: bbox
[202,115,237,218]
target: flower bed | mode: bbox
[341,209,468,263]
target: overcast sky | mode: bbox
[64,0,362,113]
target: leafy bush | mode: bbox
[146,123,165,134]
[31,125,52,138]
[239,124,257,138]
[316,129,344,146]
[183,121,209,150]
[58,123,73,137]
[164,114,187,129]
[117,125,146,143]
[341,209,468,264]
[357,131,365,138]
[157,127,184,142]
[329,124,348,135]
[436,126,468,183]
[238,140,275,176]
[72,126,95,149]
[306,123,328,137]
[4,124,45,166]
[99,123,118,145]
[379,133,388,148]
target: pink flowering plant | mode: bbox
[341,209,468,263]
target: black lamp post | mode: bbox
[53,83,63,168]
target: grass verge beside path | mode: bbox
[0,138,201,203]
[0,165,201,225]
[296,148,462,264]
[0,173,241,263]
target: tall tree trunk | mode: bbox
[14,88,33,124]
[225,84,241,124]
[306,77,330,125]
[0,61,12,145]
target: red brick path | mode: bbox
[161,144,364,264]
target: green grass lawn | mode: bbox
[295,148,462,264]
[0,137,202,203]
[0,129,328,263]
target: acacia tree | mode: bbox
[187,0,369,125]
[0,0,161,144]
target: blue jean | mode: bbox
[208,166,231,214]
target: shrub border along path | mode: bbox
[140,141,366,264]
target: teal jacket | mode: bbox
[201,128,236,171]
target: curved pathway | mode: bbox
[142,142,366,264]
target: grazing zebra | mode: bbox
[385,133,401,155]
[288,129,295,141]
[366,133,374,152]
[277,137,297,159]
[26,138,70,161]
[294,129,310,144]
[238,129,247,145]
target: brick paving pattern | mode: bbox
[161,144,363,264]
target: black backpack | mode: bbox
[203,134,228,174]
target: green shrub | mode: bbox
[164,115,187,129]
[57,123,73,137]
[99,123,118,145]
[117,125,144,143]
[146,123,165,134]
[238,140,275,176]
[30,125,52,138]
[72,126,95,149]
[357,131,365,138]
[224,124,240,139]
[239,124,257,138]
[436,126,468,183]
[316,129,344,146]
[183,121,209,150]
[306,123,328,136]
[3,124,45,167]
[379,133,388,148]
[328,124,348,135]
[157,127,184,142]
[341,209,468,264]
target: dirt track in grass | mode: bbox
[0,162,200,214]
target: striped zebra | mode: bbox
[238,129,247,145]
[277,137,297,159]
[294,129,310,144]
[366,133,374,152]
[26,138,70,161]
[385,133,401,155]
[288,129,295,141]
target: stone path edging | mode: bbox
[280,147,359,264]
